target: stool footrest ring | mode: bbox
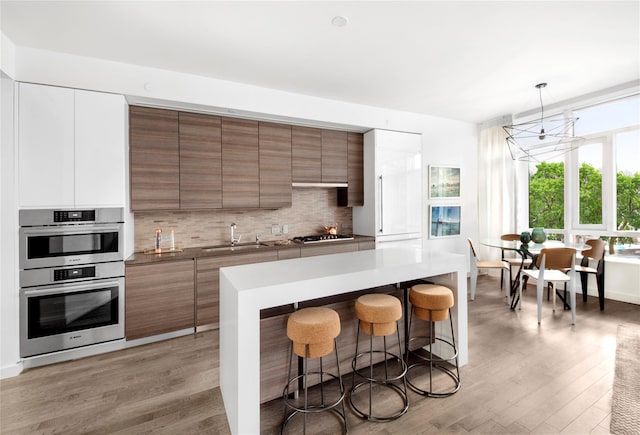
[348,381,409,422]
[282,371,345,414]
[351,350,407,383]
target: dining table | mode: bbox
[481,239,592,309]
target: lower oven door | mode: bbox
[20,277,124,358]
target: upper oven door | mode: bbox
[19,223,124,269]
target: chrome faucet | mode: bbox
[230,223,241,246]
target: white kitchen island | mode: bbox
[219,247,468,435]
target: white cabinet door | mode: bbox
[18,83,75,208]
[74,90,126,207]
[353,129,422,240]
[376,130,422,238]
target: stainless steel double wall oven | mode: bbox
[19,208,125,358]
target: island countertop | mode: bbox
[219,247,468,435]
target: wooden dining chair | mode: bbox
[467,238,510,301]
[518,247,577,325]
[500,234,533,289]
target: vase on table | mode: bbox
[531,227,547,244]
[520,231,531,247]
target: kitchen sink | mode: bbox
[201,243,268,253]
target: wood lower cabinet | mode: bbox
[195,251,278,329]
[222,118,260,208]
[292,126,322,182]
[179,112,222,209]
[260,309,294,403]
[259,122,292,208]
[125,260,195,340]
[321,129,348,183]
[300,242,359,258]
[129,106,180,211]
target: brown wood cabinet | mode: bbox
[125,260,195,340]
[300,242,359,258]
[259,122,292,208]
[222,118,260,208]
[260,310,293,403]
[179,112,222,209]
[321,129,348,183]
[291,126,322,182]
[129,106,180,211]
[195,251,278,329]
[130,107,363,210]
[347,132,364,206]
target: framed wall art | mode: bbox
[429,205,461,238]
[429,165,460,199]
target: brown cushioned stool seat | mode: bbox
[355,293,403,336]
[406,284,460,398]
[287,307,341,358]
[410,284,454,321]
[282,307,347,434]
[349,293,408,422]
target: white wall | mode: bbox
[1,41,478,377]
[1,71,21,378]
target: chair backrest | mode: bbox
[536,247,576,270]
[584,239,605,261]
[501,233,520,242]
[467,238,479,260]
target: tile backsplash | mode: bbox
[133,188,353,251]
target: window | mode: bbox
[615,129,640,232]
[525,94,640,243]
[529,159,564,230]
[577,140,603,226]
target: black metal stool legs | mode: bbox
[281,340,348,434]
[349,322,409,421]
[405,308,461,398]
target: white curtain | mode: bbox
[477,123,516,261]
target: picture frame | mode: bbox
[429,165,461,199]
[430,205,461,238]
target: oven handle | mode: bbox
[21,277,124,297]
[20,223,123,236]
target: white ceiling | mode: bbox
[2,1,639,123]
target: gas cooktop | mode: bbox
[292,234,354,244]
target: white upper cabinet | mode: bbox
[353,129,422,242]
[17,83,126,209]
[18,83,75,208]
[74,89,126,207]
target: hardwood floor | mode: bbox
[1,275,638,434]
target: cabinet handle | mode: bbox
[379,175,383,233]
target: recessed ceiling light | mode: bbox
[331,16,349,27]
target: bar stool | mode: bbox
[349,293,409,421]
[406,284,460,397]
[282,307,348,434]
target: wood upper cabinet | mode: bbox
[125,260,195,340]
[259,122,292,208]
[222,118,260,208]
[130,106,180,211]
[346,132,364,206]
[321,129,348,183]
[179,112,222,209]
[291,126,322,182]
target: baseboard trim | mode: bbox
[0,362,23,379]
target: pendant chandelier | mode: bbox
[503,83,584,162]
